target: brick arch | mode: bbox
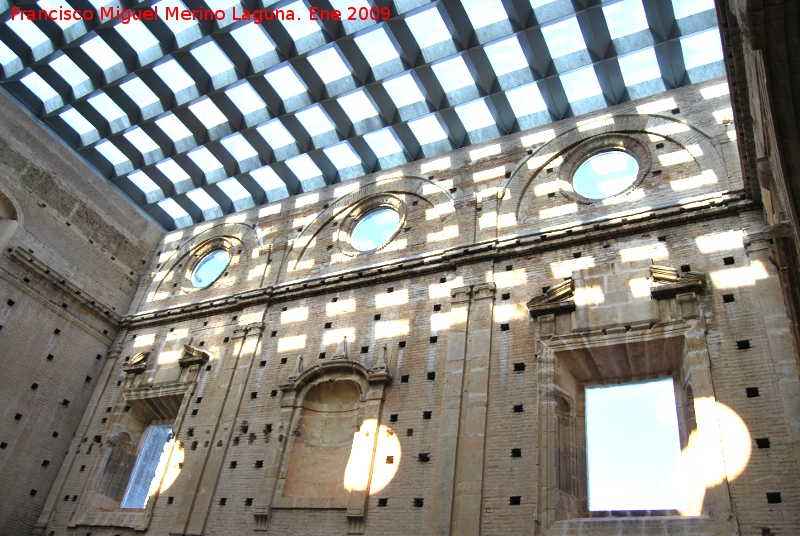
[0,189,20,251]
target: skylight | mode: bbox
[484,36,529,76]
[280,1,323,40]
[186,187,221,212]
[95,140,130,167]
[49,54,91,95]
[408,115,448,145]
[455,99,496,131]
[364,128,403,157]
[561,66,603,102]
[20,72,62,111]
[120,78,161,111]
[295,105,336,137]
[286,154,323,181]
[672,0,716,19]
[216,177,252,204]
[190,41,235,79]
[257,120,296,149]
[603,0,649,39]
[187,147,225,181]
[123,127,161,156]
[264,66,307,100]
[155,113,193,144]
[681,29,724,69]
[114,20,160,58]
[153,60,196,98]
[249,165,287,192]
[230,24,276,63]
[405,7,451,49]
[505,82,548,117]
[461,0,508,29]
[431,56,474,93]
[59,107,98,144]
[383,74,425,107]
[156,158,193,188]
[323,142,362,169]
[157,197,192,222]
[618,48,662,86]
[307,47,352,84]
[225,82,267,116]
[128,170,163,200]
[6,19,52,59]
[541,17,586,59]
[88,93,129,130]
[337,90,379,123]
[81,36,123,72]
[220,133,259,163]
[354,27,400,67]
[188,98,229,130]
[153,0,200,37]
[37,0,83,33]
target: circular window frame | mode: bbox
[179,238,234,292]
[557,134,652,204]
[334,195,407,257]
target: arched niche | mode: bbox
[0,191,19,251]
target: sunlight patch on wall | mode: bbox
[375,319,410,338]
[281,307,309,324]
[520,129,556,147]
[376,289,408,308]
[344,420,400,493]
[670,170,718,191]
[574,286,605,306]
[528,152,562,170]
[473,166,506,183]
[647,122,691,139]
[628,278,652,298]
[602,188,645,205]
[493,268,528,288]
[636,97,677,115]
[420,157,451,174]
[620,243,669,262]
[259,203,282,217]
[327,298,356,316]
[295,193,319,208]
[540,203,577,219]
[550,256,595,278]
[322,328,355,346]
[427,225,459,243]
[426,201,455,220]
[164,231,184,244]
[709,261,769,289]
[278,334,307,352]
[429,276,464,299]
[577,114,614,131]
[134,333,156,348]
[695,230,743,253]
[423,179,452,195]
[469,144,502,162]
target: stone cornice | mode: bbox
[121,191,755,329]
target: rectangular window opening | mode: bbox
[120,423,174,509]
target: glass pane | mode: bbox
[485,36,528,76]
[308,47,351,84]
[191,249,230,287]
[541,17,586,59]
[383,74,425,107]
[363,128,403,157]
[586,379,682,510]
[618,47,661,86]
[560,66,603,102]
[337,90,379,123]
[354,27,400,67]
[681,29,723,70]
[120,423,174,509]
[351,208,400,251]
[454,99,495,132]
[573,151,639,199]
[264,66,307,100]
[672,0,715,19]
[462,0,508,29]
[408,114,448,145]
[505,82,548,117]
[405,7,451,49]
[603,0,649,40]
[431,56,474,93]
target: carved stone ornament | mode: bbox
[372,345,389,373]
[333,336,349,360]
[526,278,576,318]
[122,351,150,374]
[650,265,706,299]
[179,344,212,367]
[288,355,304,380]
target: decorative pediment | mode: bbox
[179,344,212,367]
[527,279,575,318]
[122,351,150,374]
[650,265,706,299]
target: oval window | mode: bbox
[191,249,230,288]
[572,151,639,200]
[351,208,401,252]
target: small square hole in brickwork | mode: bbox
[30,489,37,496]
[265,424,273,433]
[509,496,521,505]
[219,498,227,506]
[506,265,513,271]
[413,498,424,507]
[327,245,332,251]
[53,328,61,335]
[96,354,102,360]
[680,264,691,272]
[401,375,409,383]
[736,340,751,350]
[223,337,229,343]
[14,413,22,420]
[500,323,510,331]
[762,529,774,536]
[41,459,50,467]
[422,411,432,420]
[71,496,77,502]
[187,428,194,437]
[196,397,203,404]
[746,387,760,398]
[46,354,54,361]
[433,304,441,312]
[430,336,438,343]
[205,365,211,371]
[232,316,238,321]
[573,252,582,259]
[6,299,14,306]
[31,383,38,390]
[198,341,204,347]
[406,428,413,437]
[377,498,388,507]
[245,498,253,506]
[386,456,394,464]
[270,390,278,397]
[361,346,369,354]
[418,452,430,462]
[255,460,263,468]
[766,492,781,504]
[167,496,174,504]
[501,293,510,300]
[250,392,258,399]
[117,380,122,386]
[657,236,667,242]
[279,357,287,364]
[671,107,680,114]
[191,409,198,416]
[756,438,771,449]
[282,307,288,312]
[52,431,59,438]
[93,435,101,443]
[513,363,526,372]
[542,286,550,293]
[317,352,325,360]
[191,441,198,451]
[427,372,436,381]
[101,418,107,423]
[440,277,446,284]
[203,322,208,327]
[387,287,394,293]
[547,192,557,199]
[374,314,381,321]
[124,405,131,412]
[0,442,7,449]
[229,461,237,468]
[332,297,338,302]
[656,142,665,149]
[80,465,85,471]
[723,294,735,303]
[260,360,266,367]
[271,331,278,337]
[389,414,398,422]
[511,448,521,457]
[399,341,406,348]
[324,322,332,329]
[513,405,523,413]
[85,376,92,383]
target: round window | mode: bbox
[350,208,401,252]
[572,151,639,200]
[191,249,230,288]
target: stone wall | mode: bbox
[35,79,800,535]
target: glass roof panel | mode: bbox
[156,158,192,185]
[250,165,286,191]
[354,27,400,67]
[230,24,276,59]
[530,0,558,7]
[123,127,161,154]
[190,41,235,78]
[220,133,258,161]
[505,81,548,117]
[382,73,425,107]
[323,141,362,169]
[7,18,51,51]
[88,92,128,123]
[680,28,724,69]
[59,107,96,137]
[81,36,123,71]
[363,128,403,157]
[49,54,91,89]
[20,72,60,102]
[188,98,229,129]
[37,0,82,31]
[307,47,352,84]
[484,35,529,76]
[157,197,191,219]
[454,99,495,131]
[225,82,266,116]
[206,0,240,9]
[295,105,336,136]
[286,153,323,180]
[120,77,161,109]
[155,113,192,141]
[95,139,130,166]
[217,177,251,202]
[431,56,474,93]
[618,47,662,85]
[153,0,199,35]
[280,1,323,40]
[603,0,649,40]
[114,20,160,55]
[256,119,296,149]
[0,41,19,68]
[264,66,307,100]
[153,59,195,92]
[128,170,162,196]
[461,0,508,30]
[541,17,586,59]
[408,114,448,144]
[672,0,715,19]
[405,7,452,49]
[337,90,379,123]
[186,187,220,210]
[187,146,224,173]
[560,66,603,102]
